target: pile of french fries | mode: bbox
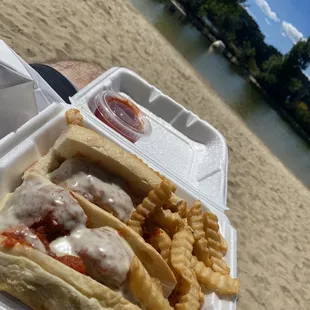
[127,179,240,309]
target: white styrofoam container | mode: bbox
[70,67,229,210]
[0,104,237,310]
[0,40,63,140]
[0,40,236,309]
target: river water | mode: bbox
[130,0,310,188]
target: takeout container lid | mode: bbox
[0,40,63,139]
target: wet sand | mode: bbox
[1,0,310,309]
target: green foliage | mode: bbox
[288,78,303,93]
[262,55,283,71]
[285,39,310,70]
[258,55,283,86]
[234,41,258,74]
[248,58,259,76]
[199,0,242,32]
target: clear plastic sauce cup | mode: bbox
[88,91,151,143]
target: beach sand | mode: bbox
[1,0,310,309]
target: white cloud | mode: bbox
[255,0,279,22]
[265,18,271,25]
[282,21,304,44]
[281,32,287,37]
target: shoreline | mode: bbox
[1,0,310,309]
[248,78,310,143]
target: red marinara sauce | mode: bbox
[89,91,151,143]
[55,255,87,275]
[1,226,87,275]
[2,231,31,248]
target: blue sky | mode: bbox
[245,0,310,74]
[246,0,309,52]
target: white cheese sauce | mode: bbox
[50,226,134,288]
[49,158,134,222]
[0,174,87,233]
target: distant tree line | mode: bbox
[169,0,310,137]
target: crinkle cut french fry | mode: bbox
[128,256,173,310]
[127,179,174,235]
[163,201,178,212]
[65,109,83,126]
[177,201,189,218]
[209,248,229,275]
[205,228,221,243]
[188,201,212,267]
[208,245,222,259]
[193,238,211,267]
[148,228,172,264]
[152,208,184,235]
[208,247,230,275]
[210,253,229,275]
[127,211,144,235]
[203,212,220,232]
[175,271,200,310]
[203,211,230,275]
[219,233,228,255]
[166,179,177,193]
[210,257,230,275]
[170,227,194,282]
[191,256,240,296]
[187,201,205,241]
[163,193,182,212]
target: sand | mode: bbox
[1,0,310,309]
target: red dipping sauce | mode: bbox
[89,91,151,143]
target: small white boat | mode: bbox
[210,40,226,53]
